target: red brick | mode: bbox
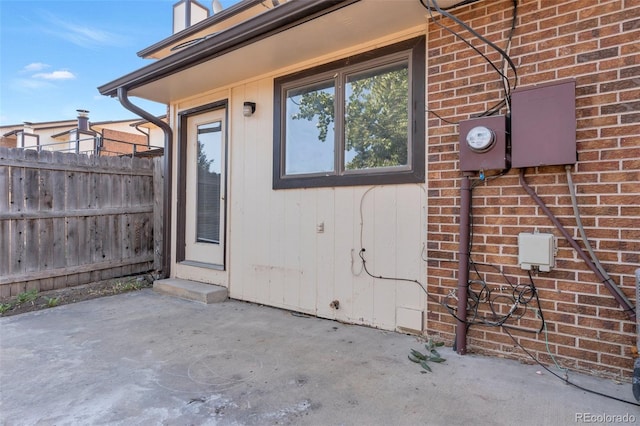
[424,0,639,379]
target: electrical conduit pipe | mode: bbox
[456,173,473,355]
[519,168,635,320]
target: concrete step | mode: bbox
[153,278,228,304]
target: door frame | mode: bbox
[176,100,228,269]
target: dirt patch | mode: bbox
[0,274,154,317]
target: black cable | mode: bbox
[503,327,640,407]
[358,248,469,323]
[457,175,542,332]
[359,244,540,330]
[427,109,458,124]
[358,249,430,298]
[421,0,519,123]
[424,0,518,101]
[420,0,517,96]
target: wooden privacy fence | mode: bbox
[0,147,163,297]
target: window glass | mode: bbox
[196,121,221,244]
[273,36,425,189]
[344,63,409,171]
[285,81,335,175]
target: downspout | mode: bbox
[456,172,473,355]
[519,168,635,320]
[117,87,173,279]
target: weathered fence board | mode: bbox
[0,147,160,296]
[153,157,163,272]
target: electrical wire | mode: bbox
[457,173,542,332]
[353,179,639,408]
[465,169,638,406]
[541,313,567,376]
[565,165,634,309]
[421,0,519,123]
[427,109,458,124]
[356,184,539,329]
[421,0,518,103]
[503,327,640,407]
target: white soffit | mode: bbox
[129,0,427,103]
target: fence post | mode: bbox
[153,156,164,274]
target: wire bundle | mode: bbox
[421,0,518,123]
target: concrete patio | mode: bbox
[1,289,637,425]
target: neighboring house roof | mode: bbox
[98,0,360,102]
[1,120,77,137]
[50,129,96,139]
[0,118,147,137]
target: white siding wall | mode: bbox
[171,28,428,333]
[228,79,426,331]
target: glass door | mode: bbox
[184,108,226,266]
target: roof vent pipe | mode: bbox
[23,122,34,133]
[212,0,223,14]
[77,109,89,131]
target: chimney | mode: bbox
[173,0,210,34]
[23,122,34,133]
[77,109,89,131]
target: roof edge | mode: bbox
[98,0,358,98]
[137,0,265,58]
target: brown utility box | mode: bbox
[511,80,576,168]
[459,115,508,172]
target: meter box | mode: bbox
[459,115,509,172]
[511,79,576,168]
[518,232,556,272]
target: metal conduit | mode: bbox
[519,168,635,321]
[455,173,473,354]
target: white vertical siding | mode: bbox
[228,79,426,330]
[172,26,429,332]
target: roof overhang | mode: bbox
[98,0,432,104]
[138,0,271,60]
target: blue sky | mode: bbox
[0,0,240,126]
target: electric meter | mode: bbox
[466,126,495,152]
[459,115,507,172]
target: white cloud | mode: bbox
[33,70,76,80]
[40,12,128,48]
[23,62,50,72]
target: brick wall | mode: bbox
[426,0,639,379]
[100,129,148,156]
[0,137,15,149]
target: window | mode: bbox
[196,121,222,244]
[273,36,425,189]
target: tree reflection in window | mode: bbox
[196,121,221,244]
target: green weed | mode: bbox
[45,296,60,308]
[15,289,38,305]
[408,338,446,373]
[0,303,12,314]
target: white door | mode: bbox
[184,108,226,267]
